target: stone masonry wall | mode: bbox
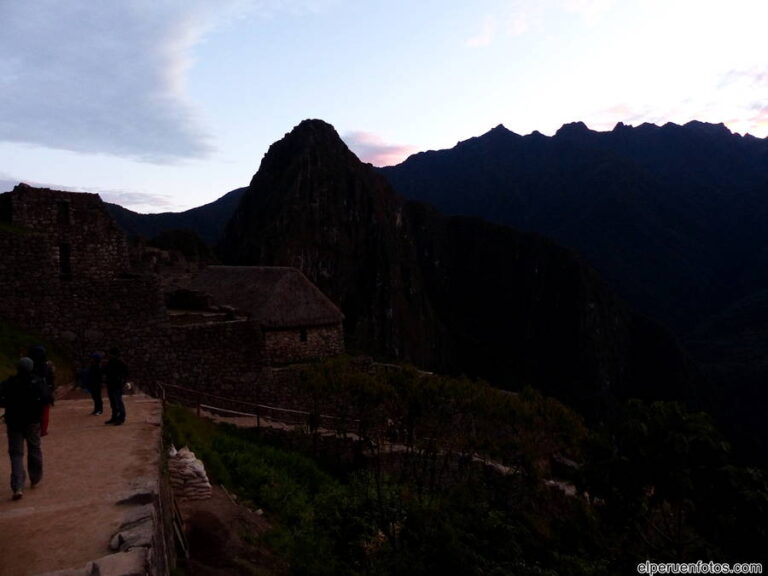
[264,324,344,365]
[1,188,346,410]
[147,320,264,394]
[0,222,265,392]
[0,229,166,354]
[161,362,359,430]
[1,186,129,279]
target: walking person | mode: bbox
[104,348,128,425]
[0,357,53,500]
[28,345,55,436]
[87,352,104,415]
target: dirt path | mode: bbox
[0,391,162,576]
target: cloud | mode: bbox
[749,106,768,130]
[465,16,497,48]
[586,104,658,130]
[587,95,768,138]
[718,67,768,89]
[710,67,768,136]
[343,132,418,167]
[465,6,531,48]
[98,190,180,212]
[0,172,177,212]
[0,178,19,193]
[507,12,529,37]
[563,0,614,25]
[0,1,224,163]
[725,105,768,138]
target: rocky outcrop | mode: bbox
[220,119,442,369]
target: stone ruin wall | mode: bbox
[264,324,344,365]
[0,228,50,297]
[0,232,343,404]
[1,187,348,411]
[160,325,347,420]
[1,187,129,279]
[149,320,265,395]
[161,359,389,435]
[0,234,165,370]
[0,224,268,392]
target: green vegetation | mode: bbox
[0,319,74,384]
[164,358,768,575]
[581,400,768,564]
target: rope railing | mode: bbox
[150,381,524,478]
[153,381,361,432]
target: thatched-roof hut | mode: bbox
[188,266,344,364]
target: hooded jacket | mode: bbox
[0,361,52,431]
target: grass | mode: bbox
[164,405,353,575]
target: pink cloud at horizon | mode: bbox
[586,102,768,138]
[343,131,419,167]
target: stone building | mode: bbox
[184,266,344,365]
[0,183,130,279]
[0,184,166,361]
[0,184,344,399]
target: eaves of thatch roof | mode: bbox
[188,266,343,329]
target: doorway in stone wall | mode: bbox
[59,243,72,279]
[0,195,11,224]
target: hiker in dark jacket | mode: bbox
[0,357,53,500]
[29,345,55,436]
[104,348,128,425]
[87,352,104,415]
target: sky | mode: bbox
[1,0,766,213]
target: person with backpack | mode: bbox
[86,351,104,415]
[28,345,55,436]
[0,356,53,500]
[104,348,128,425]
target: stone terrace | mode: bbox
[0,394,166,576]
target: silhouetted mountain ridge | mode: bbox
[106,186,247,246]
[382,120,768,328]
[380,119,768,460]
[218,119,690,412]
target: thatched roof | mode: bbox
[188,266,343,329]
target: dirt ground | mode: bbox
[177,485,288,576]
[0,392,162,576]
[0,387,287,575]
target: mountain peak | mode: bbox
[555,121,593,138]
[486,123,522,139]
[253,119,356,183]
[280,118,345,148]
[683,120,733,137]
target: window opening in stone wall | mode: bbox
[0,195,12,224]
[300,328,308,342]
[57,201,71,225]
[59,243,72,279]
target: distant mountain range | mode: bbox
[217,120,689,414]
[106,186,247,246]
[109,118,768,459]
[379,120,768,459]
[382,121,768,336]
